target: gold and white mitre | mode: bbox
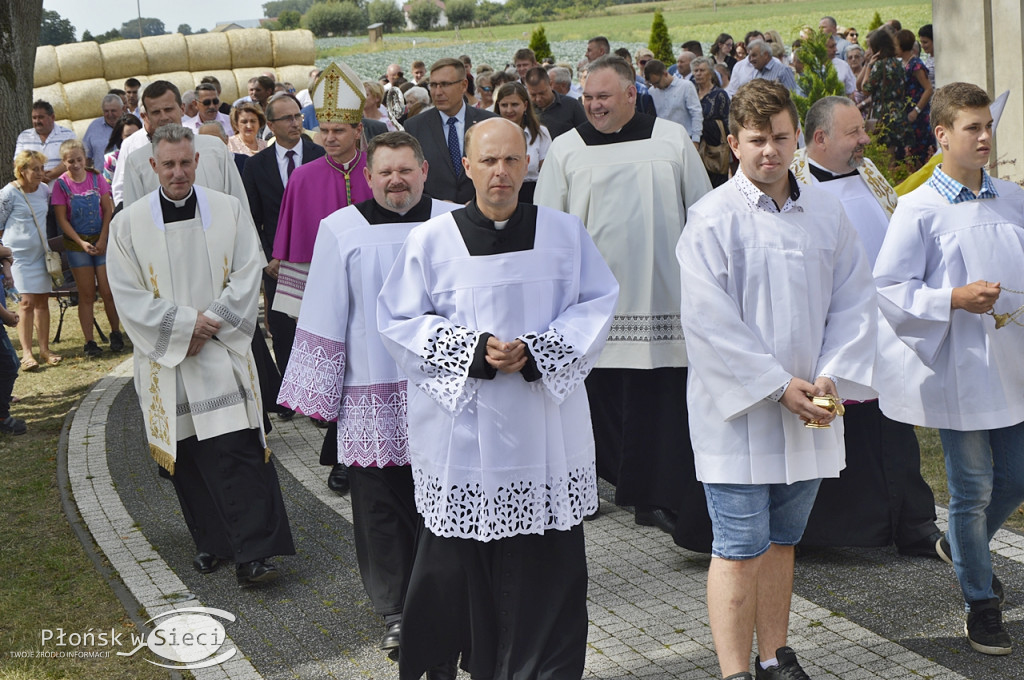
[312,61,366,125]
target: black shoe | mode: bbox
[109,330,125,352]
[311,416,330,429]
[276,407,295,421]
[898,530,944,558]
[83,340,103,358]
[426,656,459,680]
[158,464,172,479]
[192,552,223,574]
[635,506,677,534]
[936,535,1005,605]
[0,416,27,435]
[236,559,279,587]
[327,463,350,494]
[755,647,810,680]
[966,598,1012,655]
[583,503,601,521]
[379,621,400,650]
[725,674,754,680]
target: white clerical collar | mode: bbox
[494,218,509,231]
[159,186,195,207]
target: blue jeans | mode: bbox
[0,326,19,420]
[703,479,822,560]
[940,423,1024,604]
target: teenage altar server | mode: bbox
[108,124,294,587]
[378,118,618,680]
[277,131,456,654]
[677,80,877,680]
[875,82,1024,656]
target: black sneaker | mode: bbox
[725,674,754,680]
[109,330,125,352]
[0,416,27,435]
[937,535,1005,604]
[966,598,1012,655]
[755,647,810,680]
[83,340,103,358]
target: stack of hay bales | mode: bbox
[32,29,315,139]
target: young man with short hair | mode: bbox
[874,82,1024,656]
[677,79,877,680]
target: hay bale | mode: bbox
[101,40,150,80]
[142,33,189,74]
[271,29,315,67]
[277,65,316,91]
[34,46,59,87]
[186,32,231,72]
[65,78,110,121]
[69,119,93,141]
[231,68,267,101]
[107,76,149,92]
[194,69,240,104]
[149,71,199,100]
[227,29,273,69]
[33,83,70,120]
[55,41,104,83]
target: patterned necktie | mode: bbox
[446,116,461,177]
[285,149,296,178]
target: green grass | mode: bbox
[0,300,163,680]
[319,0,931,59]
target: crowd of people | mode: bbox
[2,10,1022,680]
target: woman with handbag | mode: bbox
[692,57,732,188]
[0,150,62,371]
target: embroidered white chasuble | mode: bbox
[377,207,619,541]
[277,200,457,468]
[874,181,1024,431]
[677,182,877,485]
[108,187,266,472]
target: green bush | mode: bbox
[529,25,553,61]
[303,1,366,37]
[367,0,406,32]
[648,9,673,64]
[867,11,883,31]
[408,0,442,30]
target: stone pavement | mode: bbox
[65,359,1024,679]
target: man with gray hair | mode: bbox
[549,65,577,98]
[83,93,126,168]
[108,124,295,586]
[744,39,798,92]
[819,15,850,58]
[537,55,711,536]
[790,96,942,558]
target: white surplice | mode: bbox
[107,186,265,471]
[277,200,457,468]
[677,181,877,485]
[535,117,711,369]
[874,180,1024,431]
[377,207,619,541]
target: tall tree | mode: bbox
[38,8,76,46]
[178,23,192,35]
[367,0,405,32]
[1,0,45,184]
[118,17,167,39]
[446,0,476,27]
[648,9,672,64]
[408,0,441,30]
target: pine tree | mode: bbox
[867,11,883,31]
[648,10,673,64]
[792,32,845,126]
[529,25,553,62]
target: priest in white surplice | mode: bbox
[791,96,942,558]
[677,81,876,680]
[108,125,294,587]
[535,54,712,540]
[277,132,456,655]
[378,119,618,680]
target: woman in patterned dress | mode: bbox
[858,29,906,155]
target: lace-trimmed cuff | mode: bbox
[417,325,483,416]
[278,328,345,421]
[517,330,592,404]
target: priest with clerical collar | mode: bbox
[107,124,295,587]
[536,54,712,544]
[792,96,943,558]
[277,131,457,658]
[378,118,618,680]
[271,60,373,320]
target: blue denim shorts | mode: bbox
[703,479,822,560]
[66,250,106,269]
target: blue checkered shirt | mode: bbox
[926,164,999,204]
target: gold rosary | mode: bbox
[988,286,1024,329]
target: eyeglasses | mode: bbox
[200,98,219,106]
[638,59,650,66]
[764,38,774,43]
[849,32,859,37]
[480,86,493,92]
[429,79,464,90]
[268,113,304,124]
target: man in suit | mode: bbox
[242,93,325,420]
[403,57,497,203]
